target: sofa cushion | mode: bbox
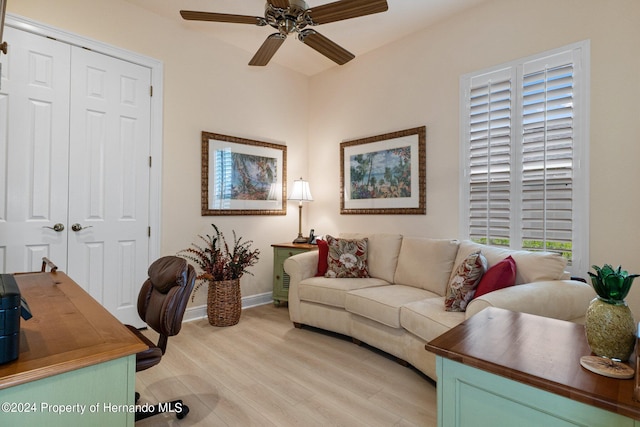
[325,235,369,278]
[474,255,517,298]
[299,277,389,308]
[401,298,466,342]
[339,233,403,283]
[345,285,439,328]
[451,240,568,285]
[393,237,460,295]
[444,250,487,312]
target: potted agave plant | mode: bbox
[585,264,639,360]
[179,224,260,327]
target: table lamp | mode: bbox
[288,177,313,243]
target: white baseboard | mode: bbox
[183,292,274,323]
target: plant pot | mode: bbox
[585,297,636,361]
[207,279,241,327]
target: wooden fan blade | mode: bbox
[299,30,354,65]
[249,34,287,66]
[180,10,265,26]
[308,0,388,25]
[267,0,290,8]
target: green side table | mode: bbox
[271,242,317,306]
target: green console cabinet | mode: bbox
[271,243,317,306]
[426,307,640,427]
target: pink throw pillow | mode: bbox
[474,255,517,299]
[315,239,329,276]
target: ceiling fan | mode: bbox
[180,0,389,66]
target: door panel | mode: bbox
[1,26,152,327]
[67,47,151,327]
[0,27,70,273]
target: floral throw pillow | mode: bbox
[444,250,487,312]
[325,235,369,278]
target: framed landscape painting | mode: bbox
[201,132,287,215]
[340,126,426,215]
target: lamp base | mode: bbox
[292,235,308,244]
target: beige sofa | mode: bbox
[283,233,595,381]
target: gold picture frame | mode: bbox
[201,132,287,216]
[340,126,426,215]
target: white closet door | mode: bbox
[67,47,151,327]
[0,27,70,273]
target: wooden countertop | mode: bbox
[271,242,318,250]
[426,307,640,421]
[0,271,146,390]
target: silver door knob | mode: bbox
[71,223,93,232]
[43,223,65,232]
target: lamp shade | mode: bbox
[288,178,313,202]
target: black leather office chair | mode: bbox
[126,256,196,421]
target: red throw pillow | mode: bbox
[474,255,517,299]
[315,239,329,276]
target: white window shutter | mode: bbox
[460,41,589,275]
[520,51,576,260]
[466,69,514,246]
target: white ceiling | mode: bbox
[125,0,486,76]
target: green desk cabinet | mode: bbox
[271,243,317,306]
[426,307,640,427]
[0,272,146,427]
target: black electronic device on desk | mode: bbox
[0,274,32,364]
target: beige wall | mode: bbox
[307,0,640,318]
[8,0,640,319]
[6,0,310,305]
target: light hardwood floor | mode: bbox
[135,304,437,426]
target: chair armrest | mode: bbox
[283,251,319,322]
[465,280,596,322]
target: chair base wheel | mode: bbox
[176,404,189,419]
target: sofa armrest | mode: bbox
[283,251,319,322]
[465,280,596,322]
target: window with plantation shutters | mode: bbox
[521,57,575,256]
[460,41,589,275]
[467,69,513,247]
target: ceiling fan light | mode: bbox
[278,19,297,35]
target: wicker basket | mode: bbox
[207,279,241,326]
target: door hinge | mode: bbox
[149,156,152,167]
[148,226,151,237]
[150,85,153,97]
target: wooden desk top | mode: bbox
[0,271,146,390]
[426,307,640,421]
